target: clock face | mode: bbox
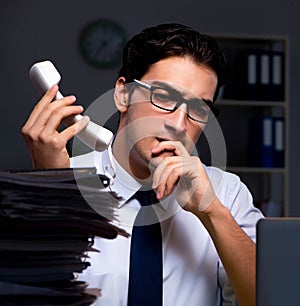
[80,19,127,68]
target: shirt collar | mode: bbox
[101,145,173,213]
[101,145,142,207]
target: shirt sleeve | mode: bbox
[223,171,264,242]
[207,167,264,305]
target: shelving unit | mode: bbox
[213,35,289,216]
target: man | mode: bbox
[22,23,263,306]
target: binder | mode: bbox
[259,51,284,101]
[223,50,284,101]
[272,117,285,167]
[248,116,273,167]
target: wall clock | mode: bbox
[80,19,127,69]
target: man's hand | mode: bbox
[22,85,90,169]
[150,140,216,212]
[151,140,256,306]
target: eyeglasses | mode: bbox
[133,79,219,124]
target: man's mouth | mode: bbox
[156,137,177,142]
[152,150,176,158]
[156,137,173,143]
[152,137,176,158]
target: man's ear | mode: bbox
[114,77,129,113]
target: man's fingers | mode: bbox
[42,104,84,133]
[24,85,59,128]
[59,115,90,143]
[151,140,189,157]
[152,157,183,198]
[149,156,164,170]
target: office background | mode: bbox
[0,0,299,215]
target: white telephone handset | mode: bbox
[29,60,113,152]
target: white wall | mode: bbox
[1,0,299,214]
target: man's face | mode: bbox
[113,56,218,180]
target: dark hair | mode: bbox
[118,23,227,101]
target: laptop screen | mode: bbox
[256,218,300,306]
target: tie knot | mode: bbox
[135,189,158,206]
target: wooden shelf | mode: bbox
[226,166,286,174]
[213,35,289,216]
[217,99,286,107]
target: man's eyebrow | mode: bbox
[150,81,214,106]
[150,81,182,94]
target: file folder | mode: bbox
[248,116,273,167]
[0,167,128,305]
[223,50,284,101]
[272,117,284,167]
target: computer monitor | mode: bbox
[256,218,300,306]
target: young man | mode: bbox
[22,23,263,306]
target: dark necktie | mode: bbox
[127,190,163,306]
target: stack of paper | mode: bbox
[0,168,127,306]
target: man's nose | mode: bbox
[164,103,188,135]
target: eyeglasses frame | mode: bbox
[133,79,219,124]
